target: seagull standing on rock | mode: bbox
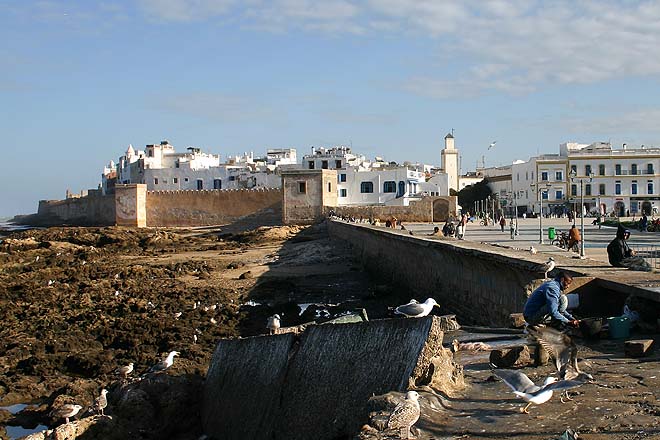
[387,391,421,440]
[94,389,108,416]
[394,298,439,318]
[149,351,179,373]
[537,257,555,279]
[50,403,83,424]
[116,362,133,379]
[267,314,281,335]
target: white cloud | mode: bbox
[153,92,280,123]
[137,0,236,22]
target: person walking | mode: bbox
[499,216,506,232]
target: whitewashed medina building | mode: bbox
[102,140,293,193]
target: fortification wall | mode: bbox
[328,221,545,326]
[145,188,282,227]
[34,192,115,226]
[328,196,457,223]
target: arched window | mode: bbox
[397,181,405,197]
[360,182,374,193]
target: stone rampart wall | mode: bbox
[328,221,544,326]
[34,192,115,226]
[145,188,282,227]
[328,196,457,223]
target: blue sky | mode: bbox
[3,0,660,217]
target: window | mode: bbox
[517,173,519,182]
[397,181,405,197]
[327,182,332,192]
[570,165,577,175]
[298,182,306,193]
[335,160,342,168]
[615,164,621,175]
[615,181,621,195]
[526,171,529,180]
[321,160,328,169]
[631,164,637,175]
[599,184,606,195]
[585,165,592,175]
[339,173,346,182]
[339,188,347,197]
[196,179,203,190]
[571,184,577,196]
[541,171,548,181]
[599,164,605,176]
[632,181,637,195]
[154,178,159,185]
[555,190,563,199]
[175,162,180,168]
[649,181,655,194]
[383,181,396,193]
[531,172,534,180]
[308,161,315,169]
[173,177,178,184]
[228,176,236,181]
[542,191,548,200]
[555,171,563,181]
[585,184,592,196]
[360,182,374,193]
[213,179,222,189]
[184,177,189,182]
[163,179,167,184]
[648,163,655,174]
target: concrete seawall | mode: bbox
[202,316,460,440]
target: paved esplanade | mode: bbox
[407,218,660,263]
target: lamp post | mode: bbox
[569,170,594,258]
[533,183,552,244]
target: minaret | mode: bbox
[441,132,459,192]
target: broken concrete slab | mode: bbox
[202,316,462,440]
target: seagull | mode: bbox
[116,362,133,379]
[526,325,593,402]
[387,391,420,440]
[536,257,555,279]
[93,389,108,416]
[267,314,281,335]
[394,298,439,318]
[174,312,182,320]
[529,246,538,255]
[149,351,179,373]
[494,369,588,414]
[488,141,497,150]
[50,403,83,424]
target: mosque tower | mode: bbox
[441,132,459,192]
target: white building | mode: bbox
[511,142,659,216]
[440,133,459,192]
[103,141,283,193]
[336,165,427,207]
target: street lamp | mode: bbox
[569,169,594,258]
[532,183,552,244]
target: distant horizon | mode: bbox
[3,1,660,217]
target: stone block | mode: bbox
[489,345,531,368]
[509,313,526,329]
[530,343,550,366]
[624,339,654,358]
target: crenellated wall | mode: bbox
[145,188,282,227]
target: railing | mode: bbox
[630,244,660,270]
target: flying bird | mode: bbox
[394,298,439,318]
[387,391,421,440]
[93,389,108,416]
[526,325,593,402]
[149,351,179,373]
[50,403,83,424]
[488,141,497,150]
[494,369,588,414]
[267,314,281,335]
[536,257,555,279]
[116,362,134,379]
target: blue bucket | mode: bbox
[607,316,630,339]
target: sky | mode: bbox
[2,0,660,217]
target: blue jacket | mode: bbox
[524,279,574,323]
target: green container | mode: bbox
[607,316,630,339]
[548,227,556,240]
